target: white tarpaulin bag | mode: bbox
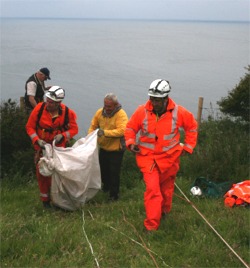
[38,130,101,211]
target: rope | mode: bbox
[122,210,159,268]
[174,183,250,268]
[107,225,170,267]
[81,208,100,268]
[88,210,170,268]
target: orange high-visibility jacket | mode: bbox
[125,98,198,173]
[26,102,78,150]
[224,180,250,207]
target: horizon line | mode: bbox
[0,17,249,23]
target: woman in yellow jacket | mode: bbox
[125,79,198,232]
[88,93,128,201]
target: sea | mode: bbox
[1,18,249,137]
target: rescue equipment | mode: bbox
[190,177,232,198]
[38,130,101,211]
[45,86,65,102]
[190,186,202,196]
[148,79,171,98]
[224,180,250,207]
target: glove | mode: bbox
[97,129,104,137]
[37,139,46,149]
[130,144,140,153]
[54,134,64,144]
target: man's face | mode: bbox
[38,72,48,81]
[104,99,116,115]
[150,97,167,114]
[46,97,60,112]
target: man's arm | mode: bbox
[27,81,38,108]
[28,95,38,108]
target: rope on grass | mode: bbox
[108,225,170,268]
[122,210,160,268]
[88,210,170,268]
[174,183,250,268]
[81,208,100,268]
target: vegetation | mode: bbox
[1,68,249,267]
[180,118,249,182]
[0,99,34,178]
[217,65,250,123]
[1,169,249,268]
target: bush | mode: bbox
[180,118,249,182]
[217,66,250,123]
[1,99,34,178]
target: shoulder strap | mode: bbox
[37,102,46,126]
[63,106,69,130]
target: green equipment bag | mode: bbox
[191,177,232,198]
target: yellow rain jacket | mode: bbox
[88,106,128,151]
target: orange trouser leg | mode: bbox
[143,168,163,230]
[143,159,180,230]
[160,175,176,214]
[36,164,51,202]
[160,160,180,214]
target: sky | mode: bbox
[0,0,249,22]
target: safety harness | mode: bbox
[36,102,69,133]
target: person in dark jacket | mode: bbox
[24,67,51,113]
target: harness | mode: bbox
[36,102,69,133]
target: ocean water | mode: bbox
[1,19,249,136]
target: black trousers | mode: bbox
[99,148,124,199]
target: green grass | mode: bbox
[1,176,249,268]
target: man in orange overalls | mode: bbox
[26,86,78,208]
[125,79,198,231]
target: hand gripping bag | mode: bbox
[38,144,54,177]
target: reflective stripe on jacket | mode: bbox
[26,102,78,150]
[88,108,128,151]
[224,180,250,207]
[125,98,198,173]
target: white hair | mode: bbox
[104,93,118,104]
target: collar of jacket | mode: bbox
[102,103,122,118]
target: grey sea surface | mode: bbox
[1,19,249,136]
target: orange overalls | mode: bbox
[26,102,78,202]
[125,98,198,230]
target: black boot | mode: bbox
[43,201,51,208]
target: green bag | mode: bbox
[191,177,232,198]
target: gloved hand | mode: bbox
[130,144,140,153]
[97,129,104,137]
[54,134,64,144]
[37,139,46,149]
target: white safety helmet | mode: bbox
[190,186,203,196]
[148,79,171,98]
[45,86,65,102]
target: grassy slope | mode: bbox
[1,176,249,268]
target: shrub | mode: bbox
[0,99,34,178]
[217,66,250,123]
[180,118,249,182]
